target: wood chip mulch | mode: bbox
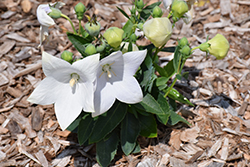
[0,0,250,166]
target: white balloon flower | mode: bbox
[37,2,65,47]
[27,52,100,130]
[92,50,147,117]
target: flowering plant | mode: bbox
[29,1,230,166]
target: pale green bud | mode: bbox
[61,51,73,63]
[48,7,62,19]
[143,17,172,47]
[152,6,163,18]
[171,0,189,19]
[137,23,144,30]
[180,45,190,55]
[74,2,86,20]
[85,44,97,55]
[103,27,124,48]
[96,40,106,53]
[85,22,101,37]
[207,34,229,60]
[136,0,144,10]
[179,37,189,47]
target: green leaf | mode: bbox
[67,32,91,57]
[156,93,170,124]
[121,112,140,155]
[165,88,194,106]
[66,112,84,132]
[132,142,141,154]
[139,113,157,138]
[161,46,176,53]
[89,102,127,143]
[156,77,169,87]
[168,110,190,125]
[96,130,119,167]
[117,6,130,20]
[154,63,168,77]
[140,2,161,20]
[139,93,165,115]
[122,20,134,38]
[77,115,95,145]
[173,45,181,72]
[176,74,182,80]
[163,60,175,78]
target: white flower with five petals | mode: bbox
[37,2,64,47]
[27,52,100,130]
[92,50,147,117]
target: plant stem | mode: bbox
[61,14,77,34]
[164,54,182,98]
[191,46,199,52]
[78,20,81,35]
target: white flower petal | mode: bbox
[37,4,55,27]
[114,76,143,103]
[54,83,83,130]
[79,81,95,112]
[42,52,72,77]
[123,50,147,76]
[27,77,58,105]
[72,53,100,82]
[93,76,116,117]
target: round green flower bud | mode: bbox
[179,37,189,47]
[74,2,86,20]
[85,22,101,37]
[152,6,163,18]
[171,0,189,19]
[48,7,62,19]
[96,40,106,53]
[136,0,144,10]
[103,27,124,48]
[85,44,97,55]
[61,51,73,63]
[207,34,229,60]
[137,23,144,30]
[180,45,190,55]
[143,17,172,47]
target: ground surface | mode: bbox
[0,0,250,166]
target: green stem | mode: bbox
[191,46,199,52]
[167,11,172,19]
[78,20,81,35]
[164,54,182,98]
[61,14,77,34]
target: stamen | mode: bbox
[69,73,79,87]
[101,62,116,79]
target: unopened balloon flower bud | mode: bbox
[179,37,189,47]
[85,44,97,55]
[136,0,144,10]
[48,7,62,19]
[180,45,191,55]
[61,51,73,63]
[96,40,106,53]
[103,27,124,48]
[171,0,189,19]
[137,23,144,30]
[206,34,229,60]
[74,2,86,20]
[152,6,163,18]
[85,21,101,37]
[143,17,172,47]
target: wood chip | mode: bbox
[0,73,9,86]
[5,33,31,43]
[208,138,223,157]
[14,62,42,78]
[34,150,49,167]
[0,40,15,57]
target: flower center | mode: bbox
[100,62,116,79]
[69,73,79,87]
